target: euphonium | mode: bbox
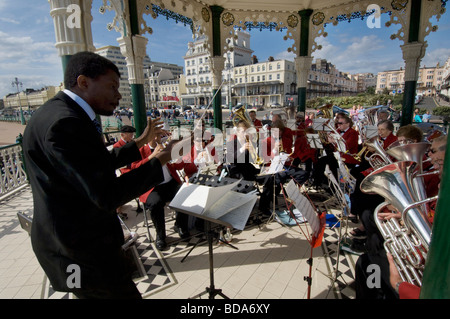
[232,105,264,165]
[360,161,436,286]
[364,135,393,169]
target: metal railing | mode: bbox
[0,142,28,199]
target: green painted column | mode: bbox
[297,9,313,114]
[131,84,147,136]
[61,55,72,75]
[400,0,422,127]
[128,0,147,136]
[420,141,450,298]
[210,5,224,130]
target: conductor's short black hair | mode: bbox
[64,51,120,89]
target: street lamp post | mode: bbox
[11,77,26,125]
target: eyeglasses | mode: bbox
[428,145,445,154]
[337,122,346,125]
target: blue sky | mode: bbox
[1,0,450,99]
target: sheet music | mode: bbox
[204,191,253,220]
[169,179,256,229]
[217,195,257,230]
[169,183,210,215]
[203,179,242,211]
[306,134,323,149]
[260,153,289,175]
[285,179,320,236]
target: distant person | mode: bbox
[422,110,431,122]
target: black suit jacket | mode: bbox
[22,91,164,292]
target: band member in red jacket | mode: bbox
[257,116,309,215]
[249,110,262,131]
[312,115,360,189]
[130,133,197,250]
[291,113,317,176]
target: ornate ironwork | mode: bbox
[222,12,235,26]
[202,7,210,22]
[0,143,28,197]
[392,0,409,11]
[148,4,193,31]
[312,12,325,25]
[287,14,299,28]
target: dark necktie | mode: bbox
[92,118,102,134]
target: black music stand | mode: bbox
[169,175,257,299]
[179,175,255,262]
[189,219,229,299]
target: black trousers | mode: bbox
[144,178,188,239]
[355,251,398,299]
[257,166,309,213]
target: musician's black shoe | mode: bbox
[155,236,167,250]
[174,225,190,239]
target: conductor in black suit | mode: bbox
[22,51,189,299]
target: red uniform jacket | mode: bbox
[252,119,263,131]
[292,123,317,163]
[338,127,360,165]
[261,127,294,164]
[113,139,133,174]
[130,144,197,203]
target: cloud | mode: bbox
[0,17,20,24]
[422,47,450,67]
[311,34,402,74]
[0,30,62,98]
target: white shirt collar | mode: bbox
[63,89,96,121]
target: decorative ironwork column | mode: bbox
[48,0,95,73]
[116,0,149,136]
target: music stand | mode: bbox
[306,133,323,150]
[168,178,256,299]
[254,153,289,234]
[190,219,229,299]
[283,179,326,299]
[320,164,352,284]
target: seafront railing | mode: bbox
[0,141,28,199]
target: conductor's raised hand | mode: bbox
[154,134,194,166]
[135,117,164,149]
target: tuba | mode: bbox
[360,161,437,286]
[232,105,264,165]
[386,141,431,203]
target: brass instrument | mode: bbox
[386,141,431,203]
[360,161,436,286]
[354,105,385,141]
[232,105,264,165]
[314,104,348,153]
[365,135,393,169]
[317,103,334,119]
